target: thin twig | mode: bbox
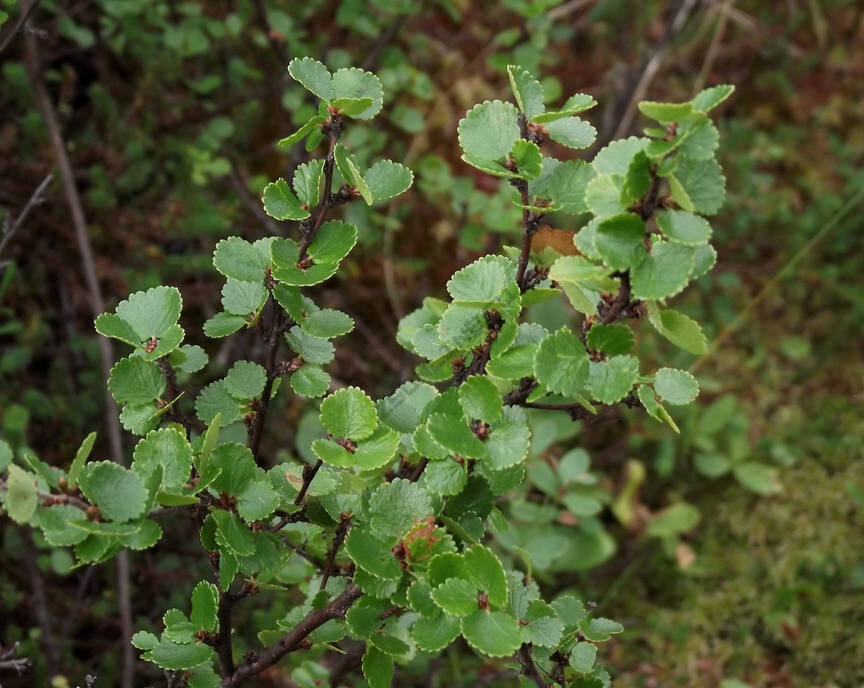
[0,0,41,55]
[22,529,58,669]
[319,513,352,590]
[228,166,281,235]
[516,643,548,688]
[298,129,340,260]
[0,173,52,259]
[249,296,284,462]
[219,584,363,688]
[294,458,323,506]
[0,643,32,677]
[23,19,134,687]
[215,591,236,677]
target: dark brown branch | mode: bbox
[298,128,340,260]
[598,271,631,325]
[516,643,548,688]
[22,530,58,669]
[294,458,323,506]
[0,173,52,261]
[219,583,363,688]
[249,295,284,462]
[0,0,41,55]
[23,23,133,684]
[215,591,236,677]
[409,457,429,483]
[319,513,352,590]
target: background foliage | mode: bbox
[0,1,862,687]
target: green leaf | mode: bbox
[460,153,518,178]
[320,387,378,440]
[131,631,159,651]
[114,286,182,341]
[569,642,598,672]
[237,479,279,522]
[79,461,148,522]
[533,328,589,397]
[334,144,373,205]
[368,478,433,538]
[463,544,508,607]
[362,646,394,688]
[285,326,335,365]
[587,355,639,404]
[733,462,781,495]
[447,255,514,303]
[507,64,544,118]
[262,178,310,221]
[277,115,325,150]
[585,174,627,217]
[521,600,564,647]
[190,581,219,632]
[646,502,700,537]
[637,385,679,433]
[224,360,267,400]
[653,368,699,405]
[458,375,502,423]
[290,366,330,398]
[656,210,711,245]
[203,312,247,338]
[330,67,384,120]
[344,526,402,580]
[94,313,140,347]
[457,100,520,161]
[667,173,693,211]
[691,84,735,113]
[582,616,624,642]
[486,406,531,470]
[148,641,213,671]
[529,159,595,215]
[460,610,522,657]
[68,431,97,488]
[432,578,479,616]
[302,309,354,338]
[211,508,256,557]
[292,159,324,207]
[427,413,487,460]
[646,305,707,354]
[592,137,648,175]
[594,213,646,271]
[271,238,340,286]
[5,464,37,524]
[331,96,373,116]
[132,428,193,491]
[195,381,243,426]
[213,237,268,282]
[546,117,597,149]
[531,93,596,122]
[208,443,256,496]
[678,117,719,160]
[287,57,332,100]
[586,323,634,355]
[673,157,726,215]
[411,612,461,652]
[637,101,693,123]
[307,219,358,265]
[221,279,267,317]
[510,139,543,179]
[630,242,695,300]
[170,345,209,374]
[422,459,467,496]
[364,160,414,202]
[377,381,438,433]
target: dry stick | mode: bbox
[0,643,32,678]
[319,513,352,590]
[215,592,236,676]
[294,458,323,506]
[23,19,134,688]
[0,173,52,259]
[249,298,284,461]
[22,530,59,669]
[0,0,42,55]
[516,643,548,688]
[219,584,363,688]
[612,0,699,140]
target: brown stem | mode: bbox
[319,513,352,590]
[599,272,632,325]
[249,296,284,462]
[216,591,236,677]
[0,173,52,260]
[409,457,429,483]
[516,643,548,688]
[24,22,134,687]
[219,584,363,688]
[298,130,340,260]
[294,458,323,506]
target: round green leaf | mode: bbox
[656,209,712,245]
[319,387,378,440]
[132,428,193,491]
[587,355,639,404]
[262,178,310,221]
[431,578,479,617]
[224,360,267,400]
[79,461,148,522]
[460,610,522,657]
[631,241,696,300]
[115,286,182,340]
[364,159,414,202]
[5,464,37,524]
[457,100,520,161]
[533,328,589,397]
[653,367,699,405]
[213,237,269,282]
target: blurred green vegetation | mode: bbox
[1,0,862,686]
